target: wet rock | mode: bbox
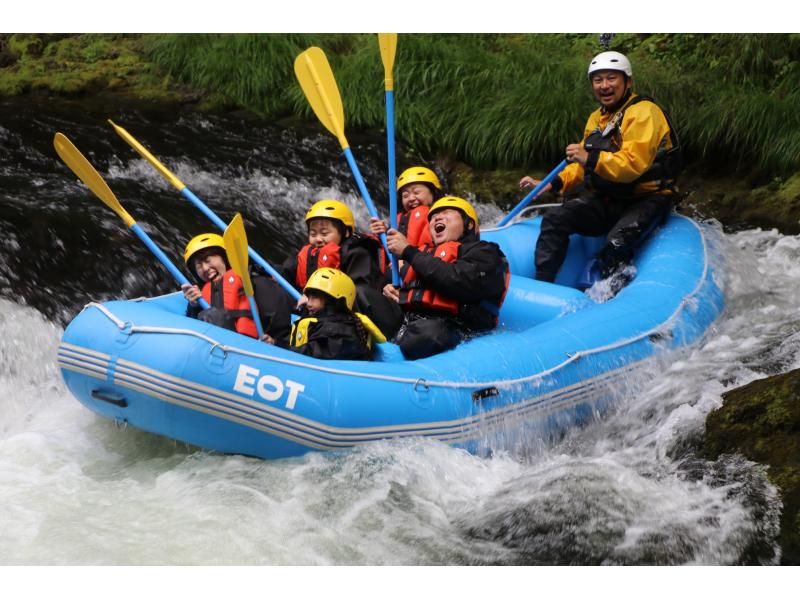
[680,172,800,235]
[704,367,800,564]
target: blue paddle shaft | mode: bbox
[386,90,400,287]
[342,147,398,273]
[179,187,301,302]
[247,296,264,338]
[498,159,569,227]
[130,222,210,310]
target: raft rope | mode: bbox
[83,215,713,390]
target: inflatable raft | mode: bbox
[57,213,724,459]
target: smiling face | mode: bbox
[307,218,344,248]
[193,250,228,283]
[429,208,472,245]
[590,70,631,110]
[400,183,435,212]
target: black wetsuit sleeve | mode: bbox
[279,254,300,292]
[342,244,380,288]
[186,301,203,319]
[252,275,294,346]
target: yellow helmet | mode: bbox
[184,233,225,265]
[305,199,355,230]
[397,166,442,191]
[304,267,356,311]
[428,196,479,228]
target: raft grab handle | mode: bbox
[91,389,128,408]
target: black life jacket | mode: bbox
[289,307,372,361]
[583,95,684,198]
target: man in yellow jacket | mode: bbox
[520,51,682,284]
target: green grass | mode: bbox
[144,33,800,178]
[3,33,798,178]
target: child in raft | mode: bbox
[281,199,402,338]
[369,166,443,247]
[181,232,293,344]
[264,267,384,361]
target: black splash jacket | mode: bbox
[399,230,509,332]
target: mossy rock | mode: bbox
[704,368,800,564]
[0,34,195,104]
[681,171,800,234]
[8,34,45,58]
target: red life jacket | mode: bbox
[399,241,461,315]
[295,242,341,288]
[201,271,258,338]
[398,206,432,247]
[295,234,387,289]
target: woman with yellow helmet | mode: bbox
[280,198,403,338]
[182,232,293,344]
[370,166,443,248]
[382,197,510,360]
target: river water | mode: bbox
[1,96,798,565]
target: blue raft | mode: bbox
[58,214,724,459]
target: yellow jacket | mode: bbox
[556,93,675,197]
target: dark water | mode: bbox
[1,95,795,565]
[0,95,393,324]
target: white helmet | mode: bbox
[587,51,632,79]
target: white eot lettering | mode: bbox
[233,364,305,410]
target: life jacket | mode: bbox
[295,233,387,289]
[290,312,386,350]
[400,240,511,328]
[399,241,461,315]
[583,95,684,198]
[201,271,258,338]
[295,242,341,289]
[398,205,432,247]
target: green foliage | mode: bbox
[145,34,326,115]
[145,33,800,177]
[4,33,799,178]
[0,34,181,102]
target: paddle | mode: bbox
[223,213,265,338]
[107,119,301,303]
[378,33,400,287]
[497,159,569,227]
[293,47,398,274]
[53,132,210,310]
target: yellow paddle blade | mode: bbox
[294,47,349,149]
[378,33,397,91]
[53,132,136,228]
[223,213,254,297]
[108,119,186,191]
